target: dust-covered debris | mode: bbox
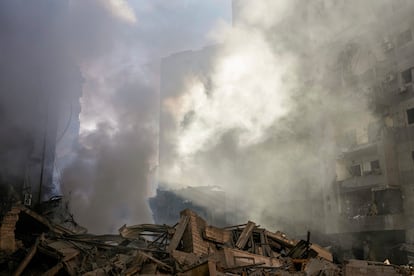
[1,206,413,275]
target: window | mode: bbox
[407,107,414,124]
[370,160,380,174]
[362,160,381,175]
[401,68,413,84]
[350,164,362,177]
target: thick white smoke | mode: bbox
[160,0,391,233]
[62,0,231,233]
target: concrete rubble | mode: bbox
[0,204,413,275]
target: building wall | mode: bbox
[0,0,82,209]
[319,1,414,261]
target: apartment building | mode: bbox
[320,1,414,263]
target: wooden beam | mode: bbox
[265,230,297,248]
[235,221,256,249]
[124,254,147,276]
[203,226,231,244]
[208,260,217,276]
[13,236,40,276]
[19,205,73,235]
[167,215,189,252]
[138,251,173,272]
[43,262,64,276]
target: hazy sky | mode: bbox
[129,0,232,56]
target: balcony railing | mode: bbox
[336,213,405,233]
[339,174,384,190]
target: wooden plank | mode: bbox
[203,226,231,244]
[42,262,64,276]
[167,215,190,252]
[208,260,217,276]
[222,247,282,268]
[172,249,200,266]
[235,221,256,249]
[265,230,298,248]
[138,251,173,272]
[13,236,40,276]
[310,243,333,262]
[19,205,73,235]
[178,261,210,276]
[124,254,147,276]
[260,231,272,257]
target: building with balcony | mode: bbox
[320,2,414,263]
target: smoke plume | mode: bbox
[61,0,231,233]
[0,0,230,233]
[160,0,396,233]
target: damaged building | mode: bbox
[319,1,414,264]
[0,0,82,211]
[150,186,227,227]
[0,0,83,265]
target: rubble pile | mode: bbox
[0,206,413,275]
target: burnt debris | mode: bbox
[0,206,413,275]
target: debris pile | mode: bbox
[1,205,413,275]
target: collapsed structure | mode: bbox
[1,204,413,275]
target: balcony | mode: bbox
[341,142,378,159]
[339,174,384,190]
[336,214,405,233]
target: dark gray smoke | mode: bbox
[0,0,230,233]
[61,0,230,233]
[0,1,80,203]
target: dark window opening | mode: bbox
[350,164,362,177]
[407,108,414,124]
[374,189,403,215]
[411,151,414,162]
[342,189,371,218]
[370,160,380,174]
[401,68,413,84]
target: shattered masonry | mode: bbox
[1,203,413,275]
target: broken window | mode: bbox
[401,68,413,84]
[362,160,381,175]
[350,164,362,177]
[397,29,412,46]
[374,189,403,215]
[370,160,380,174]
[407,107,414,124]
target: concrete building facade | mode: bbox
[314,1,414,264]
